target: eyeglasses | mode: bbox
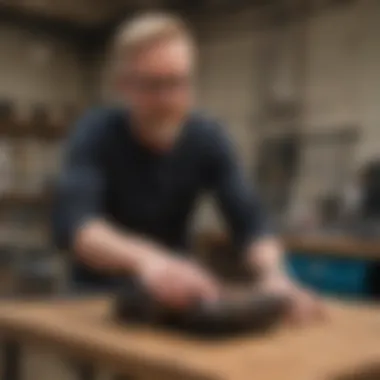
[124,75,192,94]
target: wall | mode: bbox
[301,0,380,157]
[291,0,380,215]
[192,8,266,230]
[354,0,380,165]
[0,24,88,196]
[5,3,375,228]
[1,0,127,26]
[192,0,380,228]
[0,23,87,119]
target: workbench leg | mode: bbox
[75,363,96,380]
[2,340,22,380]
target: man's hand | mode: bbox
[258,274,326,325]
[248,237,326,325]
[136,255,221,310]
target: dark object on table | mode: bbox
[361,160,380,220]
[367,262,380,298]
[0,99,14,135]
[30,104,49,136]
[318,195,343,228]
[0,99,12,120]
[113,279,290,338]
[331,362,380,380]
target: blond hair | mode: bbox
[109,12,195,78]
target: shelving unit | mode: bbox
[0,100,82,296]
[0,100,81,210]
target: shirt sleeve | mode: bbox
[52,110,108,251]
[204,123,272,250]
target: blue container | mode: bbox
[286,252,370,298]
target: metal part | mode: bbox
[2,340,22,380]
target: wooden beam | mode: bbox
[0,5,92,47]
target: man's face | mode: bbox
[119,38,194,150]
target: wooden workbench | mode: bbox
[0,296,379,380]
[196,231,380,260]
[284,235,380,260]
[196,231,380,293]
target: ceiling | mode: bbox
[0,0,272,28]
[0,0,354,42]
[0,0,167,27]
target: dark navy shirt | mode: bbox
[53,108,270,288]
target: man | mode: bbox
[54,13,324,323]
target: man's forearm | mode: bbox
[245,236,287,280]
[73,219,168,274]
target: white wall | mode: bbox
[2,3,378,227]
[354,0,380,165]
[302,0,380,163]
[196,9,265,171]
[0,24,87,121]
[192,9,265,230]
[193,0,380,227]
[0,25,87,196]
[196,1,380,163]
[292,0,380,214]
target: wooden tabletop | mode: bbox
[197,231,380,260]
[284,235,380,260]
[0,296,379,380]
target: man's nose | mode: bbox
[155,90,177,105]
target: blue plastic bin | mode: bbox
[286,252,370,298]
